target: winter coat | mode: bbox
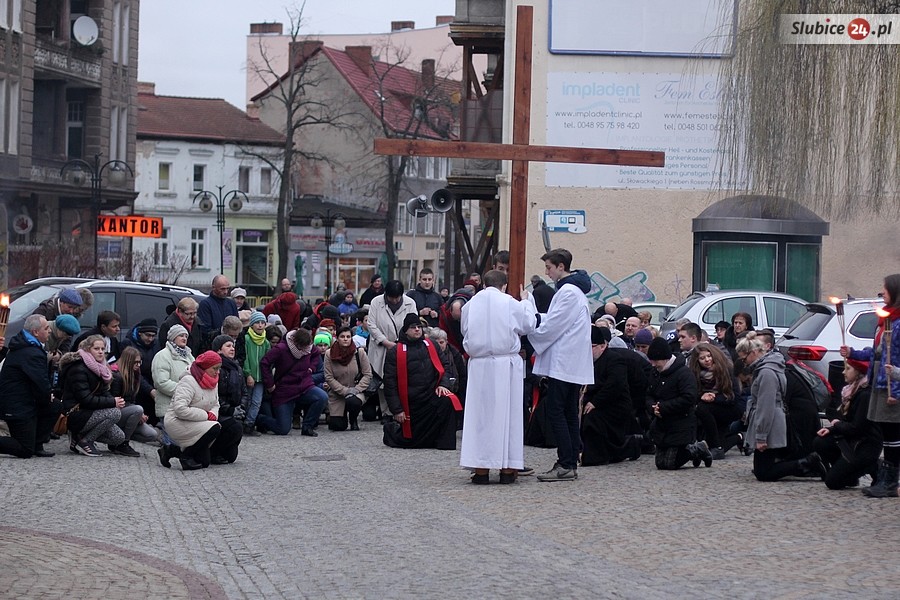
[151,342,194,417]
[217,355,246,418]
[58,354,117,434]
[850,316,900,423]
[324,346,372,416]
[197,294,239,339]
[260,339,321,407]
[0,331,51,421]
[359,286,383,308]
[647,354,698,447]
[831,384,883,451]
[367,293,418,378]
[746,350,788,449]
[164,371,220,448]
[120,325,160,393]
[262,292,301,331]
[531,280,555,314]
[383,334,453,416]
[407,285,443,327]
[158,311,204,357]
[338,301,359,316]
[526,270,594,385]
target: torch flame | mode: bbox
[829,296,842,305]
[876,307,891,318]
[0,294,9,308]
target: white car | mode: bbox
[632,302,676,327]
[658,290,808,341]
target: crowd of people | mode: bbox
[1,256,898,497]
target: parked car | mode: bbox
[632,302,676,327]
[2,278,205,341]
[659,290,808,341]
[777,298,884,398]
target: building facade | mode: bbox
[133,84,284,296]
[0,0,140,286]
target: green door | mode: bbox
[705,243,776,291]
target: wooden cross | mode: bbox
[375,5,665,294]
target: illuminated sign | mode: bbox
[97,215,163,238]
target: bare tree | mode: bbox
[717,0,900,218]
[351,42,460,277]
[245,2,358,286]
[130,248,190,285]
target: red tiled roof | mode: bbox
[252,45,459,140]
[136,94,285,146]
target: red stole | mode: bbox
[396,339,462,439]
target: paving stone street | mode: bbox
[1,424,899,599]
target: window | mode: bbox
[702,297,757,327]
[158,163,171,190]
[0,0,8,29]
[112,2,120,63]
[117,107,127,162]
[238,166,250,193]
[764,297,807,329]
[111,2,130,65]
[193,165,205,192]
[76,291,116,329]
[120,4,130,65]
[260,168,272,195]
[190,228,207,268]
[11,0,21,32]
[108,105,118,161]
[153,227,170,266]
[125,293,176,327]
[8,79,18,154]
[849,311,879,340]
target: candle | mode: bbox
[877,307,891,367]
[0,294,9,339]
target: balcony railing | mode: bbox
[33,37,101,85]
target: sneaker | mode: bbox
[110,442,141,458]
[471,472,490,485]
[694,440,713,468]
[518,466,535,476]
[74,439,101,457]
[710,447,726,461]
[537,466,577,482]
[499,471,517,485]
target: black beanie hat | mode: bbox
[137,318,158,334]
[647,337,673,361]
[401,313,422,332]
[212,334,234,352]
[590,326,611,345]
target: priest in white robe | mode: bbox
[459,269,537,484]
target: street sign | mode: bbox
[97,215,163,238]
[539,209,587,233]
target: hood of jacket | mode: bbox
[556,269,592,294]
[753,348,785,374]
[659,353,687,377]
[58,351,84,371]
[279,292,298,307]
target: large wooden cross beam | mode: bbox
[375,5,665,294]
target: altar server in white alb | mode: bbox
[459,269,537,485]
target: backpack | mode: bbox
[785,358,834,413]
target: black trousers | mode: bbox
[695,402,742,449]
[210,418,243,463]
[0,411,57,458]
[183,424,222,468]
[753,448,804,482]
[813,435,881,490]
[544,378,582,470]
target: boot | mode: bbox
[798,452,827,480]
[180,457,203,471]
[862,460,899,498]
[688,440,713,468]
[157,444,173,468]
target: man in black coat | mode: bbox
[581,327,642,466]
[0,315,57,458]
[646,337,711,470]
[530,275,556,313]
[120,318,161,425]
[72,310,122,363]
[407,268,443,328]
[382,313,457,450]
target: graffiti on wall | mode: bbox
[586,270,655,312]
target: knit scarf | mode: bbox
[699,369,716,392]
[285,330,312,360]
[189,362,219,389]
[78,348,113,382]
[841,375,868,415]
[243,332,270,381]
[330,340,357,366]
[168,341,191,361]
[247,327,267,346]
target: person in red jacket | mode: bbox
[262,292,301,331]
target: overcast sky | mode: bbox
[138,0,456,108]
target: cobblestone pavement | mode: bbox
[1,424,899,599]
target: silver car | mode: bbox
[777,298,884,393]
[659,290,808,341]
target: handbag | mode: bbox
[354,349,380,394]
[53,404,80,436]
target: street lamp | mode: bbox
[60,153,134,277]
[192,185,249,275]
[310,210,345,298]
